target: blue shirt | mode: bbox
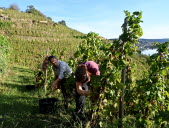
[52,60,72,79]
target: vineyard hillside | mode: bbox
[0,8,149,78]
[0,9,84,70]
[0,9,168,128]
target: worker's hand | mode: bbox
[51,82,57,90]
[51,80,61,90]
[36,76,40,82]
[90,91,99,103]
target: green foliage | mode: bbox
[129,42,169,127]
[9,4,20,11]
[0,21,12,29]
[34,50,56,94]
[0,35,10,77]
[1,8,168,127]
[68,32,109,69]
[58,20,67,26]
[25,5,45,17]
[68,10,144,127]
[68,10,169,127]
[47,16,52,21]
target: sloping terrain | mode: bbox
[0,9,84,69]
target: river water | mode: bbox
[141,49,157,56]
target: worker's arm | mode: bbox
[76,82,91,95]
[51,77,61,90]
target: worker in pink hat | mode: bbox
[73,61,100,121]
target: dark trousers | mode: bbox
[60,77,75,109]
[59,79,68,109]
[75,83,88,114]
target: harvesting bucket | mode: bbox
[25,85,37,90]
[39,98,58,114]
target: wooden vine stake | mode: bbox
[118,17,128,128]
[44,48,49,93]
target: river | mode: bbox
[141,49,157,56]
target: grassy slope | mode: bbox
[0,9,84,70]
[0,65,76,128]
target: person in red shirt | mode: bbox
[74,61,100,120]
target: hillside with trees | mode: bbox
[138,38,169,50]
[110,38,169,50]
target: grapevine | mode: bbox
[69,10,169,127]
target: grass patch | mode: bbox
[0,65,78,128]
[2,65,164,128]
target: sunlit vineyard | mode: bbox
[0,8,168,128]
[67,11,169,127]
[0,9,84,70]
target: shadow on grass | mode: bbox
[3,65,37,92]
[17,75,35,84]
[0,94,74,128]
[3,82,38,92]
[0,94,39,114]
[12,66,34,74]
[8,66,35,85]
[0,66,75,127]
